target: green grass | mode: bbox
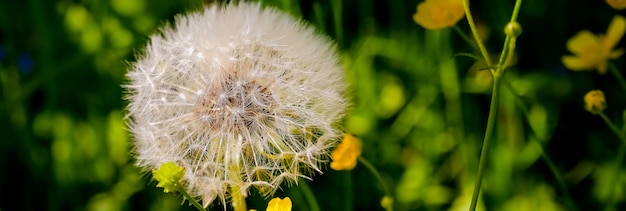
[1,0,626,210]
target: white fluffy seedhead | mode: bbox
[124,2,347,208]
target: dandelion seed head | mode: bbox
[124,2,347,208]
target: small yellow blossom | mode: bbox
[266,197,292,211]
[413,0,465,30]
[330,134,362,171]
[562,15,626,74]
[380,196,394,210]
[584,90,607,114]
[607,0,626,10]
[153,162,185,193]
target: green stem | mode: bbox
[504,83,578,210]
[466,0,523,209]
[598,111,626,211]
[175,182,207,211]
[496,36,512,69]
[606,144,626,210]
[358,157,393,211]
[358,157,391,197]
[298,179,321,211]
[608,62,626,92]
[231,185,247,211]
[344,170,353,211]
[331,0,343,44]
[537,142,578,210]
[509,0,523,23]
[453,25,478,50]
[469,75,502,211]
[598,112,626,147]
[461,0,493,69]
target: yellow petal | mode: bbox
[584,90,606,114]
[413,0,465,30]
[606,0,626,10]
[413,2,438,29]
[610,48,625,59]
[597,61,609,74]
[330,134,362,171]
[605,15,626,49]
[566,30,600,54]
[562,55,595,71]
[267,197,292,211]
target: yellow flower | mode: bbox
[266,197,292,211]
[380,196,394,210]
[584,90,607,114]
[562,15,625,74]
[330,134,362,171]
[153,162,185,193]
[607,0,626,10]
[413,0,465,30]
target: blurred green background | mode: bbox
[1,0,626,210]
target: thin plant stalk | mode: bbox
[606,144,626,210]
[344,170,353,211]
[505,82,577,210]
[468,74,502,211]
[454,25,478,50]
[298,179,321,211]
[464,0,523,210]
[359,157,393,211]
[231,185,247,211]
[608,61,626,92]
[598,112,626,146]
[229,164,247,211]
[461,0,493,70]
[597,111,626,210]
[175,182,207,211]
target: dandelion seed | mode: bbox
[125,2,347,208]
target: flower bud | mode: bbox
[504,21,522,37]
[584,90,606,114]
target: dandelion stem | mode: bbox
[175,182,207,211]
[608,62,626,92]
[298,179,321,211]
[229,162,247,211]
[231,184,247,211]
[358,157,393,211]
[598,112,626,147]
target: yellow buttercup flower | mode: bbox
[584,90,607,114]
[266,197,292,211]
[607,0,626,10]
[562,15,625,74]
[330,134,362,171]
[413,0,465,30]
